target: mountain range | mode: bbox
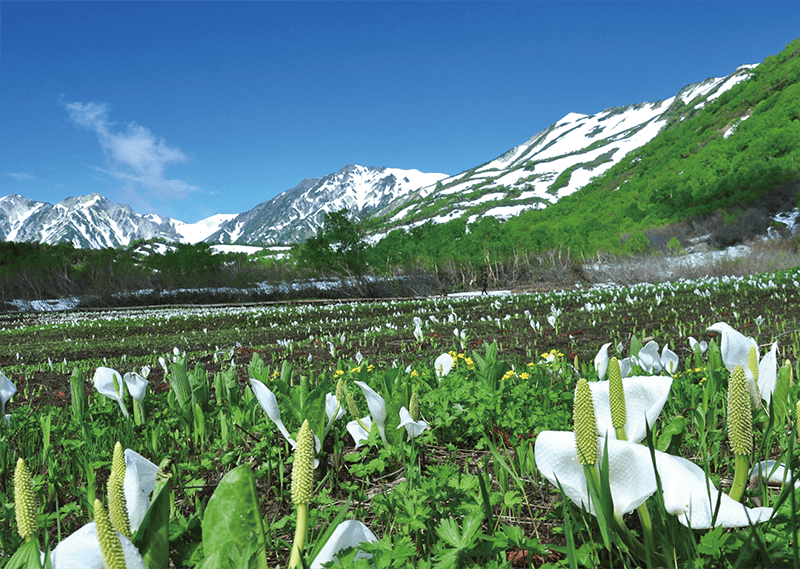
[0,60,773,249]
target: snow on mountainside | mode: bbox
[377,64,757,233]
[205,164,448,245]
[0,62,759,249]
[0,194,185,248]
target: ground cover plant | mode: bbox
[1,266,800,567]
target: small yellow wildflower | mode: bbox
[519,372,530,380]
[410,370,419,378]
[448,350,458,359]
[334,370,345,377]
[367,364,375,372]
[502,370,516,381]
[350,366,361,374]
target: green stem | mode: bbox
[729,453,750,502]
[288,503,307,569]
[355,417,370,433]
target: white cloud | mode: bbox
[5,172,37,182]
[65,101,199,200]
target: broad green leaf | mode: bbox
[4,538,43,569]
[132,474,171,569]
[202,464,268,569]
[170,363,192,409]
[772,363,791,427]
[656,416,685,452]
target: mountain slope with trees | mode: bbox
[354,37,800,281]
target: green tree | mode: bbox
[297,209,368,276]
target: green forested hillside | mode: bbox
[363,37,800,271]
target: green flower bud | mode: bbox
[291,420,315,506]
[14,458,38,541]
[94,499,126,569]
[346,392,359,418]
[728,366,753,456]
[573,378,599,466]
[748,345,759,383]
[335,378,344,405]
[608,357,626,430]
[108,442,131,539]
[409,392,420,422]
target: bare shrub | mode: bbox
[582,237,800,286]
[709,207,770,248]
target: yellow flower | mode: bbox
[519,372,530,380]
[367,364,375,372]
[502,370,516,381]
[350,366,361,374]
[410,370,419,378]
[334,370,345,377]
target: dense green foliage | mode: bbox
[2,267,800,567]
[0,241,259,305]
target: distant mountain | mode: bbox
[0,166,446,248]
[1,54,785,251]
[376,64,757,233]
[205,164,448,244]
[0,194,182,248]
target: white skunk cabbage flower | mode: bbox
[93,367,129,419]
[594,343,612,380]
[535,432,773,528]
[589,376,673,443]
[434,353,454,381]
[249,378,296,447]
[398,406,428,438]
[708,322,779,406]
[309,520,378,569]
[123,449,159,533]
[1,371,16,423]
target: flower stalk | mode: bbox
[289,420,314,569]
[14,458,38,543]
[728,366,753,502]
[94,499,127,569]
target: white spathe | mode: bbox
[124,449,159,533]
[534,431,657,518]
[594,343,612,380]
[707,322,779,406]
[588,376,673,443]
[47,522,146,569]
[123,371,148,403]
[346,416,373,449]
[93,367,129,418]
[534,431,774,528]
[309,520,378,569]
[353,381,388,445]
[0,370,16,423]
[398,406,428,438]
[249,378,296,447]
[434,353,454,381]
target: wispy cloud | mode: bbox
[65,101,200,206]
[5,172,37,183]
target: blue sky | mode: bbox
[1,1,798,223]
